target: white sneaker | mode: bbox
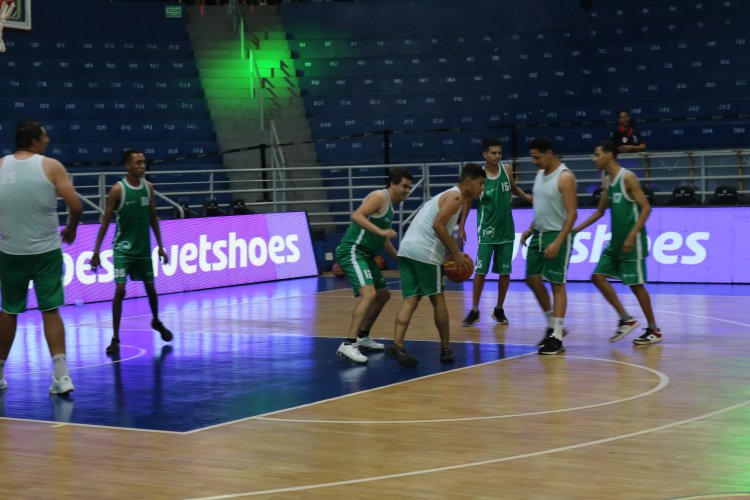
[0,378,7,390]
[49,375,75,395]
[336,342,368,363]
[356,336,385,351]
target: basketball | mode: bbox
[332,262,345,278]
[443,252,474,282]
[374,255,387,270]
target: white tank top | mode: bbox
[532,163,570,232]
[0,154,61,254]
[398,186,462,265]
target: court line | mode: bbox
[0,414,185,435]
[5,346,148,376]
[182,351,538,434]
[664,494,750,500]
[256,356,669,424]
[187,397,750,499]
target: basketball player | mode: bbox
[334,167,414,363]
[386,163,485,368]
[574,140,662,344]
[90,149,173,355]
[458,138,532,327]
[521,136,577,355]
[0,120,82,395]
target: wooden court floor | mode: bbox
[1,276,750,499]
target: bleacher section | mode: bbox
[281,0,749,166]
[0,0,227,220]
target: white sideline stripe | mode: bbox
[257,356,669,424]
[187,398,750,499]
[183,351,538,434]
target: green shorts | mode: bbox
[0,249,64,313]
[397,256,444,299]
[525,231,572,284]
[594,252,647,285]
[114,252,154,284]
[475,242,513,276]
[335,245,387,297]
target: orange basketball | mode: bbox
[332,262,345,278]
[443,252,474,282]
[374,255,387,270]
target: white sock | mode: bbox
[545,310,554,329]
[0,358,5,379]
[52,354,69,379]
[552,318,565,340]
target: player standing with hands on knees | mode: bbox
[0,120,82,395]
[90,149,173,356]
[521,136,578,355]
[574,140,662,345]
[386,163,485,368]
[334,167,414,363]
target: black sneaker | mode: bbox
[537,327,569,347]
[491,307,509,325]
[105,337,120,355]
[151,319,173,342]
[385,344,418,368]
[440,347,454,363]
[462,310,480,326]
[538,335,565,355]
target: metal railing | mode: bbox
[62,147,750,231]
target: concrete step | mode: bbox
[202,78,253,90]
[199,67,253,79]
[254,58,294,73]
[257,39,291,51]
[205,87,253,99]
[249,31,287,41]
[189,31,239,42]
[194,51,245,62]
[260,76,299,88]
[260,87,300,98]
[187,23,234,34]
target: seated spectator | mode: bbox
[611,109,647,154]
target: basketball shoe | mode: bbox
[49,375,75,395]
[462,310,480,326]
[385,344,418,368]
[609,319,639,342]
[337,342,368,363]
[492,307,509,325]
[633,328,663,345]
[356,336,385,351]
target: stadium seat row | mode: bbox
[0,142,221,165]
[0,78,203,98]
[1,58,198,78]
[0,99,211,120]
[0,120,216,143]
[2,38,193,58]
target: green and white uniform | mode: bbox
[0,154,64,313]
[594,168,648,285]
[113,178,154,284]
[475,164,514,275]
[398,187,462,298]
[335,189,392,296]
[526,164,574,284]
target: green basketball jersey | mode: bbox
[113,179,152,257]
[476,164,514,244]
[338,189,393,257]
[605,168,648,260]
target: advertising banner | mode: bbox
[21,212,318,308]
[462,207,750,283]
